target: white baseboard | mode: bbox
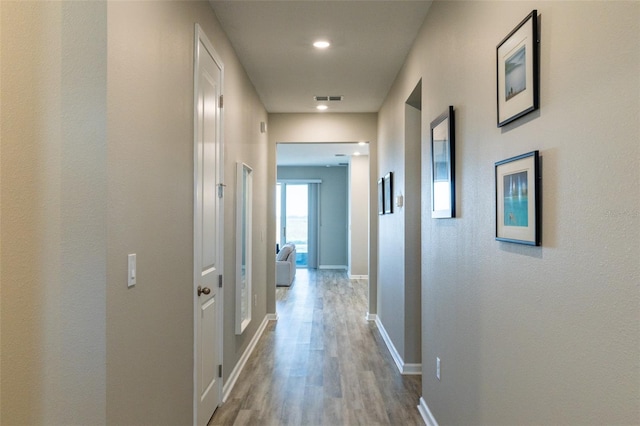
[374,316,422,376]
[266,313,278,321]
[222,314,272,402]
[319,265,347,270]
[403,363,422,375]
[418,397,439,426]
[348,274,368,280]
[366,312,377,321]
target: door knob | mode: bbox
[197,286,211,296]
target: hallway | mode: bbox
[209,269,423,425]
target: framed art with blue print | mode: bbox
[495,151,540,245]
[497,10,539,127]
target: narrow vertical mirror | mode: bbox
[236,162,252,334]
[430,106,455,218]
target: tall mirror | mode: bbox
[236,162,253,334]
[430,106,455,218]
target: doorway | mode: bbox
[275,142,369,274]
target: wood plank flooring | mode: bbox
[209,269,423,426]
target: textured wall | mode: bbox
[404,104,422,364]
[1,2,107,424]
[106,1,268,423]
[376,90,423,366]
[106,2,195,423]
[200,2,270,390]
[381,1,639,424]
[349,155,370,277]
[0,1,268,424]
[377,98,410,362]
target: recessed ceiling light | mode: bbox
[313,40,330,49]
[316,105,328,111]
[358,141,367,146]
[354,152,361,156]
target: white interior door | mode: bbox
[194,24,224,426]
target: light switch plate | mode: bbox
[128,254,136,287]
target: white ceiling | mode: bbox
[277,142,369,167]
[209,0,432,114]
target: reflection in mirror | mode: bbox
[236,162,252,334]
[430,106,455,218]
[433,120,451,211]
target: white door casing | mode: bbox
[193,24,224,426]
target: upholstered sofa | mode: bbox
[276,243,296,286]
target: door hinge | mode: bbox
[219,95,224,108]
[218,364,222,378]
[217,183,226,198]
[218,275,223,288]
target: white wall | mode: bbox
[380,1,639,424]
[349,155,370,278]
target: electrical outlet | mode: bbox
[436,357,441,381]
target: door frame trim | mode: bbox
[193,23,225,426]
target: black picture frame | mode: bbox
[495,150,541,245]
[430,106,455,218]
[383,172,393,214]
[497,10,539,127]
[378,178,384,215]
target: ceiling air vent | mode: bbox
[314,95,343,102]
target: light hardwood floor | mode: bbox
[209,269,423,426]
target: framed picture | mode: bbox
[497,10,539,127]
[378,178,384,215]
[383,172,393,214]
[430,106,455,218]
[495,151,540,245]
